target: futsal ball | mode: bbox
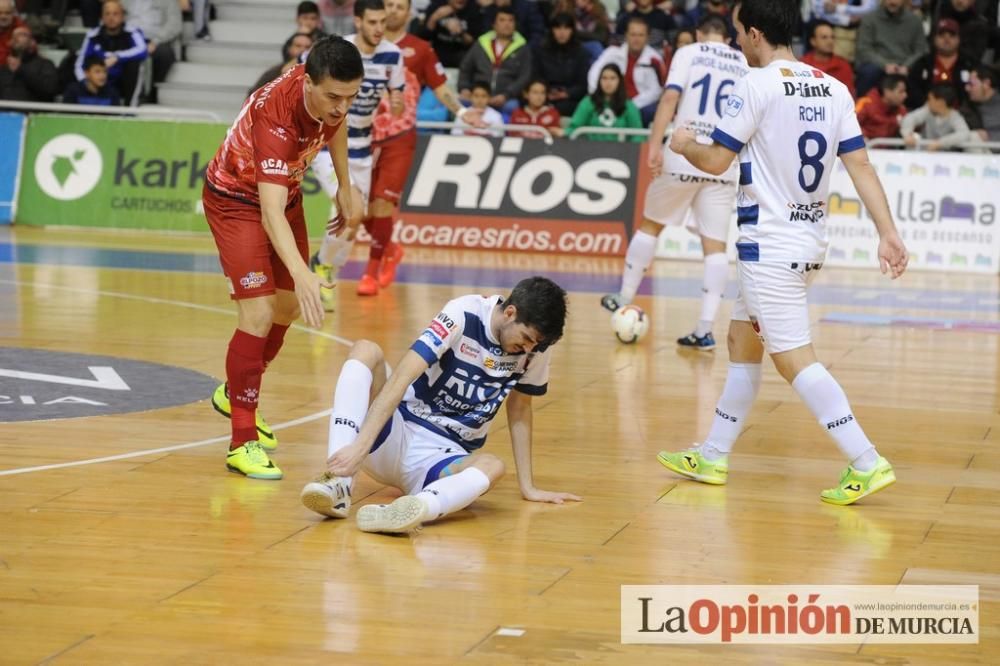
[611,305,649,344]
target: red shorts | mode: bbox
[203,183,308,300]
[370,129,417,205]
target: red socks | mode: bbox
[226,329,267,449]
[263,323,289,369]
[368,216,393,261]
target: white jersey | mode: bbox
[710,59,864,263]
[345,34,405,160]
[404,295,551,451]
[664,41,749,181]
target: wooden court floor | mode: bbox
[1,226,998,664]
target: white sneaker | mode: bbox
[356,495,428,533]
[300,474,352,518]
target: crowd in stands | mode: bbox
[2,0,999,149]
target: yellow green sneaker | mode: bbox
[226,441,282,480]
[656,446,728,485]
[309,252,335,312]
[211,382,277,450]
[820,456,896,506]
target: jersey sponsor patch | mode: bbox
[430,320,449,339]
[239,271,268,289]
[259,158,289,176]
[726,95,744,117]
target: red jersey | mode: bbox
[509,105,562,138]
[397,33,448,89]
[372,33,448,143]
[206,64,343,205]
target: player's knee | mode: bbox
[348,339,384,366]
[639,218,664,236]
[238,299,276,336]
[473,453,505,484]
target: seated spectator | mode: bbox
[938,0,990,64]
[297,0,327,40]
[480,0,544,48]
[319,0,355,36]
[662,27,694,74]
[509,79,563,137]
[573,0,610,55]
[567,63,644,141]
[125,0,181,90]
[901,84,971,151]
[180,0,210,41]
[966,65,1000,142]
[457,7,530,117]
[533,13,589,116]
[74,0,147,106]
[422,0,482,68]
[0,0,27,63]
[856,73,907,139]
[452,80,504,136]
[855,0,927,98]
[906,19,976,111]
[809,0,876,61]
[63,54,121,105]
[587,17,664,125]
[0,25,57,100]
[249,31,313,96]
[614,0,674,50]
[801,20,855,97]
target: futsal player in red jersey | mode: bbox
[361,0,484,295]
[203,37,363,479]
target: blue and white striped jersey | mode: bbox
[403,295,551,451]
[344,34,405,160]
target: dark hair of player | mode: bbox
[305,35,365,83]
[354,0,385,18]
[502,277,568,348]
[736,0,798,47]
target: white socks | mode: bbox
[702,362,762,460]
[619,229,658,302]
[792,363,878,471]
[326,359,374,488]
[415,467,491,521]
[696,252,728,336]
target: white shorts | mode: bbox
[643,173,737,243]
[311,149,372,205]
[362,409,470,495]
[731,261,821,354]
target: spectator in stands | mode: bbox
[248,31,313,96]
[533,13,588,116]
[856,72,907,138]
[662,27,695,77]
[509,79,562,137]
[567,63,643,141]
[587,17,664,125]
[901,84,971,151]
[573,0,610,52]
[855,0,927,97]
[422,0,481,68]
[74,0,147,106]
[802,20,855,97]
[966,65,1000,142]
[126,0,180,89]
[457,7,530,116]
[809,0,876,61]
[0,0,27,63]
[179,0,210,41]
[906,19,976,111]
[297,0,326,40]
[614,0,674,49]
[0,25,57,100]
[937,0,990,64]
[318,0,354,36]
[63,53,121,104]
[480,0,544,48]
[452,80,503,136]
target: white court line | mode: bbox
[0,278,355,476]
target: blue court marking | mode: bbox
[3,241,999,316]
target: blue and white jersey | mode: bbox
[403,295,552,451]
[345,34,405,160]
[664,41,748,181]
[710,59,864,263]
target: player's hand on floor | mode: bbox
[327,442,368,478]
[522,488,582,504]
[295,269,329,328]
[878,231,908,279]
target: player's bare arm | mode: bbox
[647,88,681,177]
[326,122,354,231]
[434,83,486,127]
[670,125,737,176]
[507,390,582,504]
[840,148,908,279]
[326,349,430,477]
[258,182,330,328]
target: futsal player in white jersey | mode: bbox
[602,15,748,352]
[658,0,908,506]
[309,0,405,307]
[300,277,581,533]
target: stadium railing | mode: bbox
[0,100,222,123]
[867,137,1000,151]
[415,120,555,145]
[568,126,651,141]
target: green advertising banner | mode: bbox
[17,114,333,234]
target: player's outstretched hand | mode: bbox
[878,230,908,279]
[295,269,329,328]
[327,442,368,478]
[668,126,696,155]
[522,487,582,504]
[326,213,346,235]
